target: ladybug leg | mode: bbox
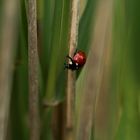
[64,62,69,69]
[64,61,72,69]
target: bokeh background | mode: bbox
[0,0,140,140]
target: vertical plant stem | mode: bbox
[66,0,80,139]
[66,73,75,129]
[28,0,40,140]
[0,0,18,140]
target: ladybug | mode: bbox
[64,50,86,70]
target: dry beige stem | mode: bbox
[28,0,40,140]
[66,0,80,127]
[66,0,80,139]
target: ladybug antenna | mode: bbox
[66,55,74,63]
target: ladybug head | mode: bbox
[64,56,80,70]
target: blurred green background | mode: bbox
[0,0,140,140]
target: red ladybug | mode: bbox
[65,50,86,70]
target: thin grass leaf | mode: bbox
[10,1,28,139]
[40,0,71,139]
